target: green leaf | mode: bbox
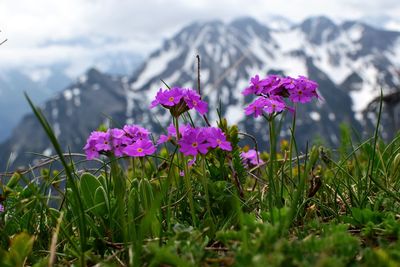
[80,172,102,210]
[8,232,35,267]
[93,186,108,216]
[6,172,21,188]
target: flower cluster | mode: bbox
[84,125,156,159]
[243,74,319,118]
[150,87,208,117]
[158,123,232,156]
[241,149,264,167]
[0,203,4,213]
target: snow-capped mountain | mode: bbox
[0,50,143,142]
[1,16,400,169]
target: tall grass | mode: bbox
[0,88,399,266]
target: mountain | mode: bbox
[0,65,72,141]
[0,44,143,142]
[1,16,400,170]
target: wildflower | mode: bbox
[178,128,210,156]
[123,139,156,157]
[184,89,208,115]
[243,74,318,116]
[150,88,183,107]
[244,97,269,118]
[94,132,112,151]
[150,87,208,117]
[263,98,286,114]
[123,125,149,141]
[205,127,232,151]
[188,157,196,166]
[157,123,191,144]
[241,149,264,167]
[84,125,155,159]
[0,204,4,213]
[288,75,319,103]
[242,75,269,95]
[83,131,103,159]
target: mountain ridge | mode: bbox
[1,15,400,169]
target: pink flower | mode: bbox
[150,87,208,117]
[84,125,155,159]
[123,139,156,157]
[241,149,264,167]
[242,75,269,95]
[184,90,208,115]
[205,127,232,151]
[263,98,286,114]
[178,128,210,156]
[243,74,319,115]
[244,97,269,118]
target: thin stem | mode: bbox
[201,155,212,220]
[174,117,196,226]
[268,115,279,206]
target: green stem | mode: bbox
[201,155,212,220]
[111,158,127,243]
[174,117,196,226]
[268,116,278,206]
[289,105,297,184]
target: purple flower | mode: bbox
[280,77,297,90]
[157,123,191,144]
[243,74,319,111]
[123,125,149,141]
[263,98,286,114]
[84,131,103,159]
[188,157,196,166]
[150,87,208,117]
[123,139,156,157]
[178,128,210,156]
[0,204,4,213]
[183,90,208,115]
[151,88,184,108]
[84,124,155,159]
[245,97,269,118]
[157,134,171,145]
[243,75,269,95]
[93,132,112,152]
[206,127,232,151]
[241,149,264,167]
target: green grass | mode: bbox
[0,94,399,267]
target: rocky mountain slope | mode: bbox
[1,16,400,169]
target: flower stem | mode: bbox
[201,155,212,220]
[174,117,197,226]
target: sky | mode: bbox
[0,0,399,76]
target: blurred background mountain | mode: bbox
[0,2,400,169]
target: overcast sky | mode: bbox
[1,0,399,75]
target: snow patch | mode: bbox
[225,105,244,125]
[52,108,58,119]
[92,84,100,90]
[310,111,321,121]
[346,24,364,42]
[43,148,52,157]
[53,123,61,138]
[63,89,73,101]
[78,75,87,84]
[132,48,182,89]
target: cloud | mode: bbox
[0,0,399,70]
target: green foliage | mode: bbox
[1,93,400,266]
[0,232,34,267]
